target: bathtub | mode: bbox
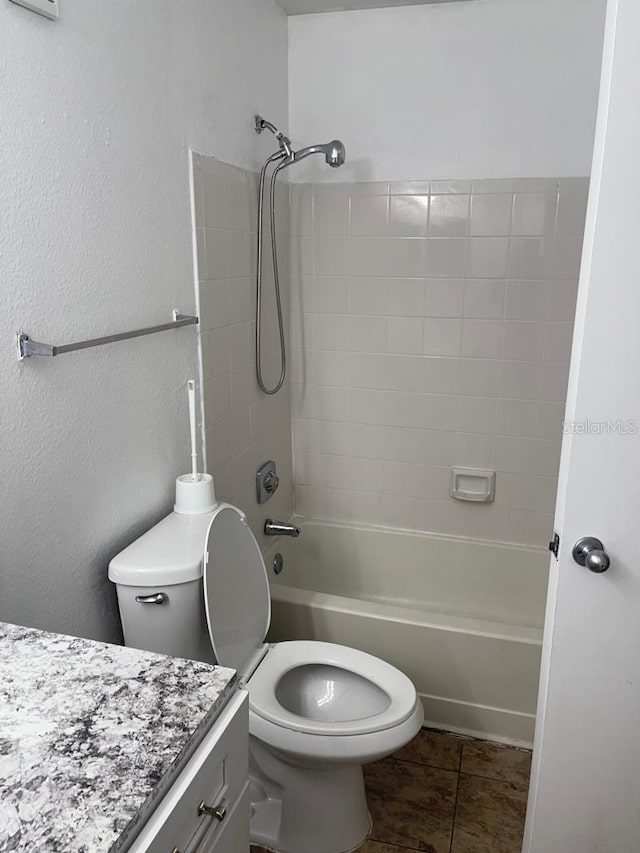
[265,519,549,747]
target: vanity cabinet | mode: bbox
[128,690,249,853]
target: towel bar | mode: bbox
[17,310,198,360]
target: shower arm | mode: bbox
[255,115,280,136]
[255,115,293,160]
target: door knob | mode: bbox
[572,537,610,573]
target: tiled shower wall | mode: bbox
[289,178,588,546]
[192,154,293,547]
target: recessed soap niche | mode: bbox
[450,468,496,503]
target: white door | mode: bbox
[523,1,640,851]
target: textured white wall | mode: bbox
[0,0,287,642]
[288,0,606,183]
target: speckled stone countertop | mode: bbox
[0,622,237,852]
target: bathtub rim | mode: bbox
[278,515,551,557]
[269,584,543,646]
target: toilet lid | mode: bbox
[203,504,271,673]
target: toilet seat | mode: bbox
[202,504,421,756]
[248,640,418,736]
[203,504,271,673]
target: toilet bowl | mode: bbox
[249,640,422,762]
[109,503,423,853]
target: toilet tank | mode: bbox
[108,511,214,664]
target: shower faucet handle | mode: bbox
[257,460,280,503]
[264,470,279,494]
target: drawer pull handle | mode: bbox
[198,799,227,822]
[171,848,182,853]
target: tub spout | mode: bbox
[265,519,301,538]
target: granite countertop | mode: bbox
[0,622,237,852]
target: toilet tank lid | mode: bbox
[108,510,214,587]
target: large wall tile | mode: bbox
[389,195,429,237]
[470,193,513,237]
[429,194,470,237]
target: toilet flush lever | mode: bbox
[135,593,167,605]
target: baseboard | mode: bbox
[418,692,536,748]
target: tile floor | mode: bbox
[362,728,532,853]
[251,728,531,853]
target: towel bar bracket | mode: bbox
[16,310,199,361]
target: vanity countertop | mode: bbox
[0,621,237,852]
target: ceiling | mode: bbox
[275,0,465,15]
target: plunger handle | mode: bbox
[187,380,199,481]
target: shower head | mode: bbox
[292,140,346,168]
[255,116,346,169]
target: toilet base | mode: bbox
[249,738,372,853]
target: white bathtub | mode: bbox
[265,519,549,747]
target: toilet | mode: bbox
[109,503,423,853]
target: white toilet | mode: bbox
[109,503,423,853]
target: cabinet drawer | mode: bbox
[128,690,248,853]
